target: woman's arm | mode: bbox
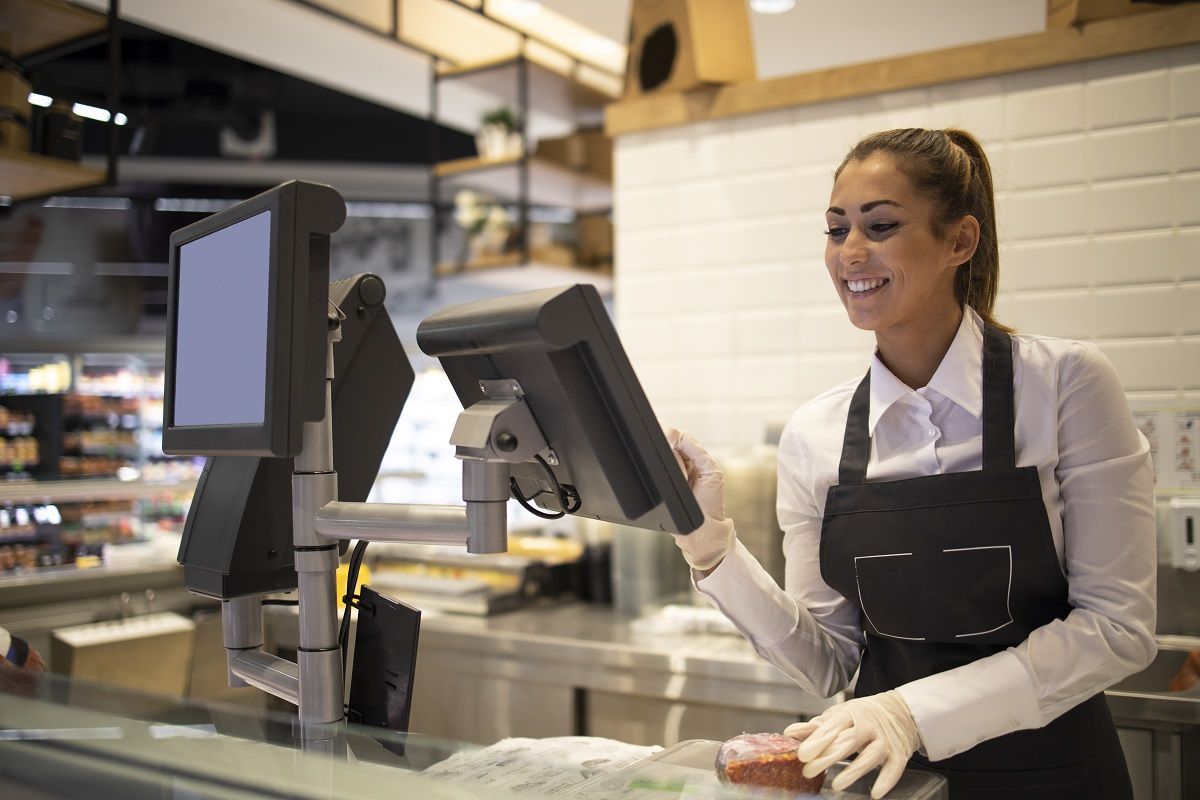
[896,341,1157,760]
[695,416,865,698]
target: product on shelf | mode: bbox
[0,405,39,476]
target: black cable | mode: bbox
[338,540,369,675]
[510,454,581,519]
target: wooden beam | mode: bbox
[605,4,1200,137]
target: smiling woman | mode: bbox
[665,129,1157,799]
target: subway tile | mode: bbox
[686,123,735,178]
[795,259,838,306]
[1178,229,1200,281]
[1172,63,1200,119]
[1086,125,1171,182]
[734,401,797,446]
[1093,286,1178,338]
[629,359,677,405]
[1089,230,1175,286]
[859,88,933,133]
[729,109,797,174]
[616,231,680,274]
[665,402,737,451]
[1173,118,1200,172]
[614,187,677,232]
[678,264,745,312]
[798,305,876,351]
[677,222,733,269]
[1086,51,1171,129]
[617,318,676,360]
[614,138,689,187]
[1003,238,1092,290]
[1087,69,1170,130]
[730,217,806,262]
[931,78,1008,144]
[798,352,872,401]
[670,314,734,357]
[734,309,800,354]
[792,103,863,167]
[668,357,736,402]
[1006,186,1089,240]
[725,262,806,310]
[1095,339,1181,391]
[675,179,736,224]
[1089,178,1173,234]
[727,170,804,220]
[793,165,837,213]
[1003,290,1094,340]
[734,355,801,401]
[984,144,1011,193]
[1177,174,1200,225]
[615,273,682,317]
[1008,135,1085,189]
[1180,285,1200,335]
[1007,84,1085,140]
[1182,338,1200,389]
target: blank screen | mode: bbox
[174,210,272,427]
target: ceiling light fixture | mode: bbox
[750,0,796,13]
[71,102,127,126]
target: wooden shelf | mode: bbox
[0,0,107,59]
[433,154,611,212]
[1,150,105,201]
[437,55,617,128]
[605,4,1200,136]
[0,477,197,505]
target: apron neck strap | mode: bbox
[838,320,1016,484]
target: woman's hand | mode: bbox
[784,690,921,799]
[661,426,736,571]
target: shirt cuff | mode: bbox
[695,539,798,647]
[896,649,1041,761]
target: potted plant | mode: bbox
[476,107,523,161]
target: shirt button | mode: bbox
[928,427,938,439]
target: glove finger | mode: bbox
[783,721,818,741]
[830,739,887,792]
[869,751,910,799]
[794,715,850,763]
[802,725,870,778]
[676,431,722,476]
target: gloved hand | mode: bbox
[784,690,921,799]
[661,426,736,571]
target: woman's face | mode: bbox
[824,153,965,336]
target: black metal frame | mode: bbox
[3,0,122,206]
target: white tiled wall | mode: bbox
[614,45,1200,450]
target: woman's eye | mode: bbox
[870,222,898,235]
[824,227,848,240]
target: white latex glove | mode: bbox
[784,690,921,799]
[661,426,736,571]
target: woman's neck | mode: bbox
[875,304,965,390]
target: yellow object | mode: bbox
[335,561,372,608]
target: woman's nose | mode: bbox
[839,228,868,266]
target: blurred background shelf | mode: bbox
[0,150,106,202]
[433,153,611,212]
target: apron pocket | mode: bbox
[853,552,928,640]
[938,545,1014,640]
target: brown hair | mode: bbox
[835,128,1008,330]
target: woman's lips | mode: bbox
[845,277,889,298]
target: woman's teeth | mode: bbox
[847,278,887,293]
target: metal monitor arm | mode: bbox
[218,320,548,747]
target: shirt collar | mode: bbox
[868,307,984,434]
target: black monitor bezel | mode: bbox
[163,184,313,457]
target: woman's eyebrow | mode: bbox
[826,200,904,215]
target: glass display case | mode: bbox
[0,668,948,800]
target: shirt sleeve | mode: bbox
[695,414,864,698]
[898,341,1157,761]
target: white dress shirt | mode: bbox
[696,307,1157,761]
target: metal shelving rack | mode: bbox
[0,0,122,203]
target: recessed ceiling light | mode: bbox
[750,0,796,13]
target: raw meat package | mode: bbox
[716,732,826,794]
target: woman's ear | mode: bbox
[948,215,980,267]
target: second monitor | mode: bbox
[417,283,702,535]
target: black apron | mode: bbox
[818,322,1133,799]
